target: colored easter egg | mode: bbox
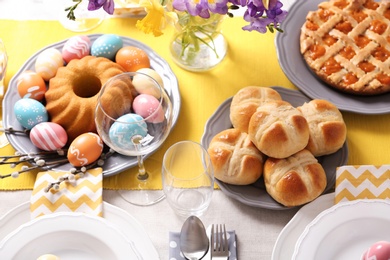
[109,113,148,150]
[62,35,91,63]
[14,98,48,130]
[91,34,123,60]
[17,70,47,101]
[133,94,164,123]
[133,68,163,99]
[67,132,104,167]
[35,48,64,81]
[362,241,390,260]
[37,254,60,260]
[115,46,150,72]
[30,122,68,151]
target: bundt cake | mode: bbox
[45,56,135,143]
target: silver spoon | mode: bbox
[180,216,209,260]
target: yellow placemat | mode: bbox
[0,17,390,190]
[335,165,390,204]
[30,168,103,219]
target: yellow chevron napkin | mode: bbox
[335,165,390,204]
[30,168,103,219]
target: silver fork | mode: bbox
[211,224,229,259]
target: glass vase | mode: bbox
[169,12,228,72]
[59,0,106,32]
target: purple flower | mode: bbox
[241,0,287,33]
[88,0,115,15]
[173,0,228,18]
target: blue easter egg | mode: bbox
[14,98,48,130]
[91,34,123,60]
[109,113,148,150]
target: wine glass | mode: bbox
[95,72,173,206]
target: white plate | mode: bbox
[293,199,390,260]
[275,0,390,114]
[2,34,181,177]
[271,193,334,260]
[0,212,141,259]
[0,202,159,259]
[201,87,348,210]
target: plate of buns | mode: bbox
[201,86,348,210]
[275,0,390,114]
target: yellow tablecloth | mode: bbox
[0,17,389,190]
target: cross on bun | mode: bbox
[248,100,310,159]
[207,128,265,185]
[263,149,327,207]
[298,99,347,156]
[230,86,282,133]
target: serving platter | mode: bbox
[0,202,159,259]
[275,0,390,115]
[292,199,390,259]
[2,34,180,177]
[201,86,348,210]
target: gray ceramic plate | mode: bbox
[201,87,348,210]
[2,34,180,177]
[275,0,390,115]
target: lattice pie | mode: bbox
[300,0,390,95]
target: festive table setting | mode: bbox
[1,0,390,259]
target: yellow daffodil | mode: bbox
[136,0,178,36]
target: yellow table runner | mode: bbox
[0,17,389,190]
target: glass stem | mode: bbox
[133,135,149,181]
[136,155,149,181]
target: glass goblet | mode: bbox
[95,72,173,206]
[162,141,214,218]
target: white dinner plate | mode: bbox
[271,193,334,260]
[0,212,141,259]
[0,202,159,259]
[293,199,390,260]
[201,86,348,210]
[275,0,390,114]
[2,34,181,177]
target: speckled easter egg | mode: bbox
[115,46,150,72]
[133,68,163,99]
[30,122,68,151]
[14,98,48,130]
[109,113,148,150]
[133,94,164,123]
[16,70,47,101]
[91,34,123,60]
[62,35,91,63]
[67,132,104,167]
[35,48,64,81]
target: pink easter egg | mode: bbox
[17,70,47,101]
[62,35,91,64]
[133,94,164,123]
[67,133,104,167]
[362,241,390,260]
[35,48,64,81]
[30,122,68,151]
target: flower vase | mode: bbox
[59,0,106,32]
[169,12,228,72]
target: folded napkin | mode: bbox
[30,168,103,219]
[169,226,237,260]
[335,165,390,204]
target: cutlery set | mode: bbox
[180,216,229,260]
